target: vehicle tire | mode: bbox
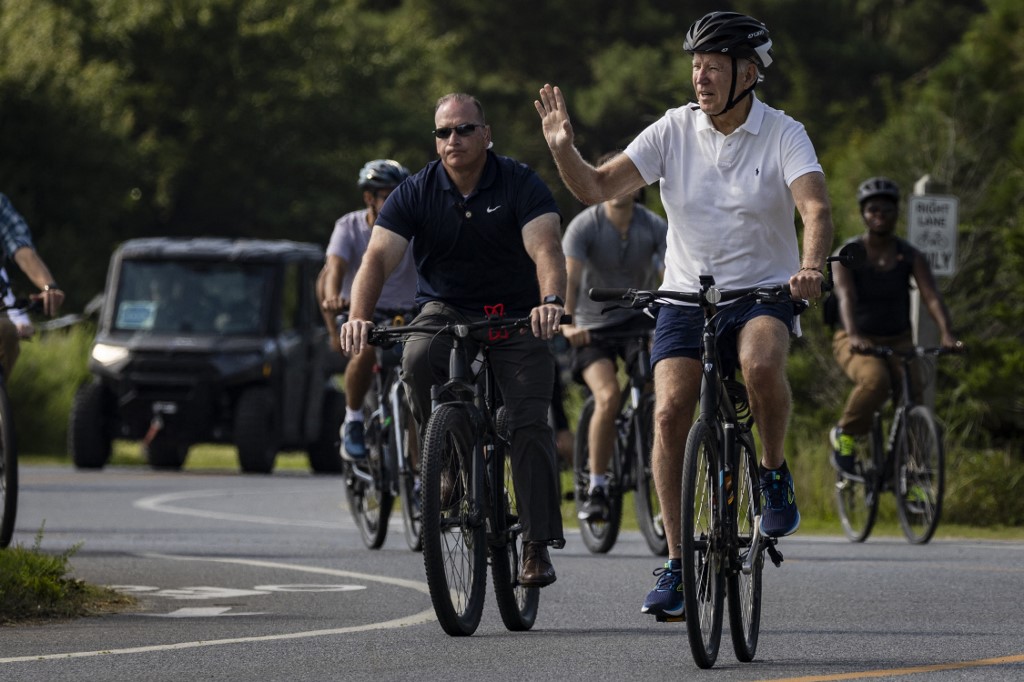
[490,406,539,631]
[573,396,623,554]
[420,404,486,636]
[145,435,188,470]
[344,405,393,550]
[69,381,113,470]
[728,432,762,663]
[681,419,725,669]
[633,392,667,556]
[836,415,881,542]
[234,387,279,474]
[307,388,344,474]
[396,394,422,552]
[0,383,18,548]
[896,406,944,544]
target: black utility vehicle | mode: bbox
[69,237,344,473]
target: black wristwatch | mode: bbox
[542,294,564,307]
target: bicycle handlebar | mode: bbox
[0,298,43,314]
[853,344,966,359]
[367,314,572,347]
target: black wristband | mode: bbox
[43,283,60,292]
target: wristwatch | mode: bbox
[542,294,564,307]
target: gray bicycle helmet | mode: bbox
[357,159,410,190]
[683,11,774,69]
[857,177,901,206]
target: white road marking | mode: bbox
[132,489,345,529]
[143,607,266,618]
[0,554,435,665]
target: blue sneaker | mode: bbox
[641,559,684,621]
[342,421,367,461]
[760,463,800,537]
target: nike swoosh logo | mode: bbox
[487,205,502,213]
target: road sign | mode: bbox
[907,195,958,276]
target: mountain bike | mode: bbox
[0,297,40,548]
[368,312,568,636]
[342,312,421,551]
[835,345,963,545]
[591,243,860,669]
[573,326,666,555]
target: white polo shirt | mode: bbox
[624,95,822,294]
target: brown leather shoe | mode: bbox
[519,541,556,587]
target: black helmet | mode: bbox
[357,159,410,190]
[857,177,900,206]
[683,11,774,69]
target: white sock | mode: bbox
[345,408,363,423]
[589,474,608,492]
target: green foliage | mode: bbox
[945,448,1024,526]
[0,526,133,623]
[7,324,95,456]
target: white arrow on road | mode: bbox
[145,607,266,618]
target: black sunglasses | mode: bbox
[433,123,485,139]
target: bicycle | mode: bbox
[591,243,859,669]
[572,326,666,555]
[342,312,421,551]
[0,297,40,548]
[834,345,963,545]
[368,311,567,636]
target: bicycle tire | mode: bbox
[396,395,423,552]
[421,404,487,636]
[0,384,17,548]
[490,407,540,631]
[836,417,881,542]
[573,396,624,553]
[681,419,725,669]
[344,409,394,550]
[896,406,944,544]
[633,392,667,556]
[727,432,762,663]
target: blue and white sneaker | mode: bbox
[342,421,367,461]
[641,559,684,621]
[760,463,800,537]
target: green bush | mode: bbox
[7,322,94,456]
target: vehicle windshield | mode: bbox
[112,259,272,335]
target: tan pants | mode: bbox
[0,317,20,379]
[832,329,922,436]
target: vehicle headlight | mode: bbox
[91,343,130,367]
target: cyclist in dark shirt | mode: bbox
[829,177,960,472]
[340,93,566,588]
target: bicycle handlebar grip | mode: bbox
[588,287,631,302]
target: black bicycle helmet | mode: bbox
[357,159,410,190]
[684,11,774,69]
[857,177,901,206]
[684,12,773,116]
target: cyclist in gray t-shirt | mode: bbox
[561,152,667,521]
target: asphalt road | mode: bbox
[2,465,1023,681]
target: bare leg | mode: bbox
[581,358,620,483]
[737,317,791,469]
[344,345,376,412]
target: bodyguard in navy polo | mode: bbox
[341,93,567,587]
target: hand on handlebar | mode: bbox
[340,318,374,357]
[530,303,564,340]
[788,268,825,301]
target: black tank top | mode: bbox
[851,237,914,336]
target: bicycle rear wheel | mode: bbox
[681,420,725,669]
[396,395,423,552]
[633,392,667,556]
[836,418,881,542]
[0,384,17,548]
[727,433,762,663]
[343,410,393,550]
[421,404,487,636]
[490,407,540,631]
[573,396,623,554]
[896,406,944,544]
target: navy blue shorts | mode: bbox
[650,300,795,375]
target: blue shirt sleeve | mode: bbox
[0,193,35,261]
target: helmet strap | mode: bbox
[712,56,756,117]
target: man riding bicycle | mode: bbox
[536,11,834,620]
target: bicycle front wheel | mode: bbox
[344,412,394,550]
[836,419,881,543]
[0,385,16,548]
[490,407,539,631]
[727,433,762,663]
[633,392,667,556]
[573,397,623,554]
[896,406,944,544]
[421,404,487,636]
[681,420,725,669]
[396,395,423,552]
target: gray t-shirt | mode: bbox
[563,203,667,329]
[326,208,418,311]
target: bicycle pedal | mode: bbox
[766,543,784,567]
[654,614,685,623]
